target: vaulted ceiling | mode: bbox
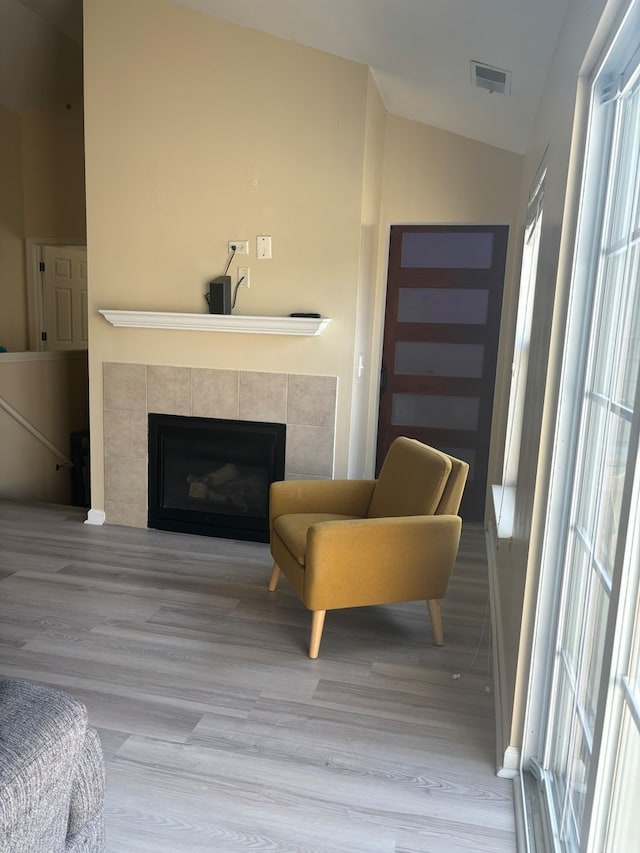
[1,0,569,153]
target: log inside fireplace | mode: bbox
[147,414,285,542]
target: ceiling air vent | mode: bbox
[470,61,511,95]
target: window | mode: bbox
[494,159,546,537]
[521,1,640,850]
[502,160,546,488]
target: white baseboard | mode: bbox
[498,745,521,778]
[486,521,517,777]
[85,508,105,525]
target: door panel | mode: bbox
[394,341,485,378]
[398,287,490,324]
[43,245,88,351]
[401,230,495,268]
[391,393,480,430]
[377,224,508,521]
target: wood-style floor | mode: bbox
[0,500,515,852]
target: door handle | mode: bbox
[380,365,387,393]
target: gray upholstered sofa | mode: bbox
[0,679,106,852]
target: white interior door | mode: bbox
[42,245,88,351]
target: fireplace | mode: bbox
[102,363,337,530]
[148,414,285,542]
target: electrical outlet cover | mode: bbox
[238,267,250,288]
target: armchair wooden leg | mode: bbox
[427,599,444,646]
[268,563,281,592]
[309,610,326,659]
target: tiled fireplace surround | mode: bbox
[102,362,338,529]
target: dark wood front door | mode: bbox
[377,224,508,521]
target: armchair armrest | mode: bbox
[269,479,376,527]
[304,514,462,610]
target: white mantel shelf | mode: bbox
[99,310,331,336]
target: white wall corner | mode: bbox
[85,508,105,525]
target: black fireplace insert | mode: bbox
[148,414,286,542]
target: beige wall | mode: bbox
[20,93,87,240]
[0,93,86,356]
[0,352,89,503]
[0,105,27,352]
[381,116,524,224]
[84,0,371,511]
[83,0,526,516]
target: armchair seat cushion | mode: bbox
[273,513,361,565]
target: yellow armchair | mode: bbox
[268,436,469,658]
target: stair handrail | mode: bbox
[0,397,74,469]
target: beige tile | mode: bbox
[239,372,287,423]
[104,457,147,508]
[103,363,146,411]
[104,500,148,529]
[287,374,337,427]
[285,424,335,477]
[104,409,147,459]
[147,366,192,415]
[192,369,239,420]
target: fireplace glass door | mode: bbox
[148,414,285,542]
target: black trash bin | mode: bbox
[70,429,90,507]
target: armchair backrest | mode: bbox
[435,453,469,515]
[367,437,453,518]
